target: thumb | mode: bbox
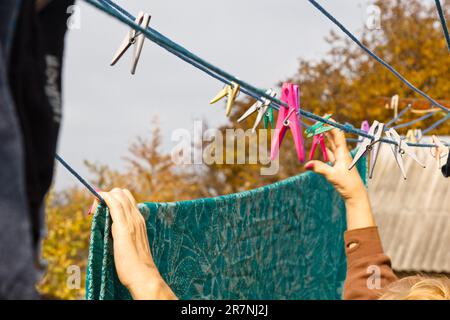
[305,160,333,179]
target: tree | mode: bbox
[204,0,450,192]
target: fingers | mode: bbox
[326,147,336,164]
[122,189,137,207]
[122,189,145,223]
[99,191,127,226]
[327,119,348,151]
[304,160,333,178]
[110,188,134,211]
[324,120,351,163]
[325,132,336,152]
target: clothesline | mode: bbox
[435,0,450,52]
[55,0,450,202]
[85,0,449,148]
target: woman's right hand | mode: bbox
[304,123,376,230]
[304,124,367,204]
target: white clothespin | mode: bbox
[238,89,277,133]
[349,120,384,179]
[431,135,449,169]
[385,128,425,180]
[110,11,151,75]
[385,95,399,118]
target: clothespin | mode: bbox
[309,134,328,162]
[361,120,370,133]
[270,83,305,162]
[110,11,151,75]
[385,94,399,118]
[349,120,384,178]
[405,129,423,143]
[237,89,277,133]
[385,128,425,179]
[357,120,371,148]
[304,114,334,138]
[210,82,240,117]
[263,107,275,129]
[431,135,449,169]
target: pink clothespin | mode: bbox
[309,134,329,162]
[361,120,370,133]
[270,83,305,162]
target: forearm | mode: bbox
[345,190,376,231]
[127,269,178,300]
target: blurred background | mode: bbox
[42,0,450,299]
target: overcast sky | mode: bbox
[55,0,374,190]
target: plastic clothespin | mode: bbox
[304,114,333,138]
[405,129,423,143]
[110,11,151,75]
[210,82,240,117]
[263,107,275,129]
[237,89,277,133]
[385,128,425,180]
[431,135,449,169]
[349,120,384,178]
[270,83,305,162]
[361,120,370,133]
[309,134,328,162]
[357,120,371,148]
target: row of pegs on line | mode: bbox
[106,11,331,166]
[109,10,448,180]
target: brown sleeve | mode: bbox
[343,227,398,300]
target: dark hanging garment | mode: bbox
[0,0,40,300]
[442,153,450,178]
[8,0,74,254]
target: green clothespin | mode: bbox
[263,107,275,129]
[305,114,334,138]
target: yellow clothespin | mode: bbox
[406,129,422,143]
[210,82,240,117]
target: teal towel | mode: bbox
[87,158,367,300]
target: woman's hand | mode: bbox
[304,124,376,230]
[92,188,177,300]
[304,124,367,204]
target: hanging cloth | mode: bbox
[87,153,368,300]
